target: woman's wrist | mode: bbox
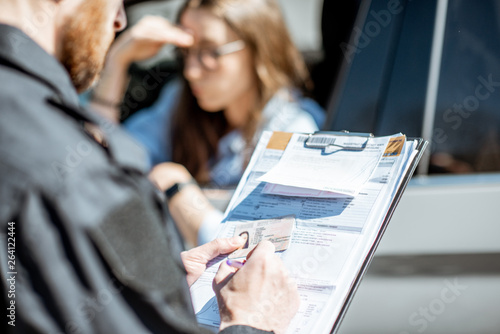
[88,50,132,123]
[106,39,134,70]
[90,92,121,108]
[149,162,197,191]
[165,179,198,200]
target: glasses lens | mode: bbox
[176,47,217,71]
[177,42,243,71]
[199,49,218,71]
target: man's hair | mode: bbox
[171,0,311,184]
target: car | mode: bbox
[320,1,500,333]
[120,1,500,333]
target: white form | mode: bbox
[311,139,417,334]
[258,134,395,196]
[261,183,352,198]
[190,131,421,334]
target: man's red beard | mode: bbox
[59,0,115,93]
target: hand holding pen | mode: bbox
[226,258,246,268]
[213,241,300,334]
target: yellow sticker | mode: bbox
[266,131,293,151]
[384,135,406,157]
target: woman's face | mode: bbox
[180,8,257,116]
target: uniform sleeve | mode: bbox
[1,189,103,334]
[1,189,160,333]
[0,190,276,334]
[0,186,217,334]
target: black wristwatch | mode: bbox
[165,179,197,200]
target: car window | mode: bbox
[431,0,500,173]
[324,0,500,175]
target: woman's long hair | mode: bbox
[171,0,312,184]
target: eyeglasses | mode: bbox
[176,40,246,71]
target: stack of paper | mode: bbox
[190,131,425,334]
[259,133,402,197]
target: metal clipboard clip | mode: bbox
[305,130,374,153]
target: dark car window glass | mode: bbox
[325,0,410,134]
[374,0,436,137]
[431,0,500,173]
[325,0,436,137]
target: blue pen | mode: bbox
[226,259,246,268]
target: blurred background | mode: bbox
[119,1,500,333]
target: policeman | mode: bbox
[0,1,299,333]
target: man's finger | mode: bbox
[197,236,246,262]
[246,240,275,260]
[213,260,236,287]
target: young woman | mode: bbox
[90,0,324,245]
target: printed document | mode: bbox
[258,134,393,196]
[190,131,423,334]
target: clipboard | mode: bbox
[190,130,428,334]
[280,131,428,333]
[264,132,428,334]
[331,137,428,334]
[305,130,374,151]
[298,130,428,334]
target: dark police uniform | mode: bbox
[0,24,270,334]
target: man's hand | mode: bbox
[181,236,246,286]
[213,241,300,334]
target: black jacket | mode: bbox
[0,24,269,334]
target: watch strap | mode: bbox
[165,179,197,200]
